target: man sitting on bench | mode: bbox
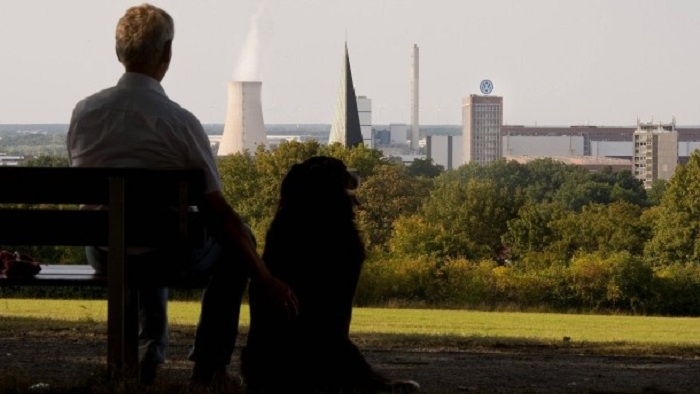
[66,3,298,389]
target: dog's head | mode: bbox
[278,156,359,211]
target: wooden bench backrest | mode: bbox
[0,167,206,248]
[0,167,209,371]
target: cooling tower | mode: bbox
[218,81,267,156]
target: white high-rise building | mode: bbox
[357,96,372,148]
[218,81,267,156]
[632,119,678,188]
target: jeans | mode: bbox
[86,236,250,367]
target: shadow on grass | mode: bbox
[0,369,205,394]
[2,316,698,394]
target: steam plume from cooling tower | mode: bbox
[219,1,268,156]
[233,0,267,81]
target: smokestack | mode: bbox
[410,44,419,151]
[218,81,267,156]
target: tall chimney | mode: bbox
[410,44,419,151]
[218,81,267,156]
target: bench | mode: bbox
[0,166,206,378]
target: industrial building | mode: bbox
[427,123,700,182]
[502,125,635,158]
[462,95,503,165]
[426,135,462,170]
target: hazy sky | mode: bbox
[2,0,699,126]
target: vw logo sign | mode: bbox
[480,80,493,95]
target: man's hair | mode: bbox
[115,3,174,70]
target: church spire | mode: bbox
[329,42,363,148]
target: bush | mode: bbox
[356,254,435,306]
[650,263,700,315]
[564,252,654,312]
[493,265,567,308]
[357,256,502,308]
[434,259,498,306]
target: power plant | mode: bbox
[217,81,267,156]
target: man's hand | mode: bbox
[260,275,299,320]
[200,191,300,318]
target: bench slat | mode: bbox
[0,167,204,206]
[0,264,209,288]
[0,210,206,246]
[0,264,106,286]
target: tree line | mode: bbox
[4,142,700,316]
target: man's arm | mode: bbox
[199,190,298,317]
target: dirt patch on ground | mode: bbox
[2,324,700,393]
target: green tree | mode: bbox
[502,201,568,263]
[356,163,431,250]
[646,179,668,206]
[553,179,612,212]
[217,152,265,227]
[521,158,582,203]
[393,177,523,260]
[451,159,530,197]
[23,155,68,167]
[406,157,444,178]
[548,201,651,260]
[520,159,647,209]
[645,151,700,265]
[592,167,647,207]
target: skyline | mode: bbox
[1,1,699,126]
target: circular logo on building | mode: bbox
[480,80,494,95]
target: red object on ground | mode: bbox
[0,250,42,278]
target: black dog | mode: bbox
[242,156,419,393]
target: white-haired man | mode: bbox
[67,3,298,388]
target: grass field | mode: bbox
[2,298,699,352]
[3,299,700,393]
